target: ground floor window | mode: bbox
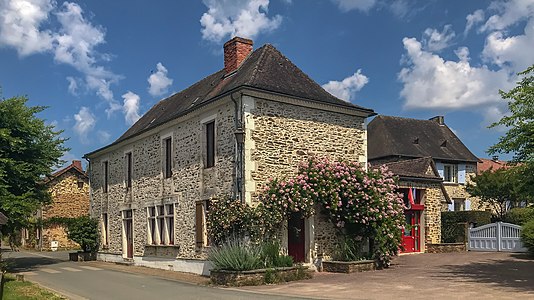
[147,204,175,245]
[101,213,108,247]
[453,198,465,211]
[195,200,210,248]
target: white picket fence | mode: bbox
[468,222,527,252]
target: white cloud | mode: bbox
[481,0,534,32]
[482,18,534,71]
[97,130,111,143]
[148,63,173,97]
[398,37,515,112]
[73,106,95,143]
[0,0,54,56]
[330,0,376,12]
[122,91,141,125]
[422,25,456,52]
[0,1,121,114]
[322,69,369,102]
[464,9,485,35]
[200,0,282,42]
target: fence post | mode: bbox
[497,222,502,251]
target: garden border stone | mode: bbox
[322,259,376,273]
[210,266,311,286]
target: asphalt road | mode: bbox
[2,250,308,300]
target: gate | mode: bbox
[468,222,527,252]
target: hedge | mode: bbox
[441,211,492,243]
[504,207,534,226]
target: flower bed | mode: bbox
[322,260,376,273]
[210,266,312,286]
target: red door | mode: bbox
[402,211,420,253]
[288,213,305,262]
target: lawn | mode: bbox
[2,274,65,300]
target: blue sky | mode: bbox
[1,0,533,168]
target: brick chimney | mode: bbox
[223,37,253,74]
[72,160,82,170]
[429,116,445,125]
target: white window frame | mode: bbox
[101,213,109,247]
[147,204,175,245]
[443,164,458,183]
[160,131,173,179]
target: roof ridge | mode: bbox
[377,115,438,123]
[248,44,269,85]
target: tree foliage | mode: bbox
[66,216,99,253]
[488,65,534,199]
[466,168,526,220]
[0,96,67,234]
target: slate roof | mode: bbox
[379,157,442,181]
[86,43,374,157]
[368,115,479,163]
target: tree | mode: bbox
[67,216,99,253]
[0,96,67,235]
[489,65,534,199]
[466,168,524,220]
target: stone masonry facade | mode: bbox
[443,163,479,210]
[89,92,369,270]
[42,169,89,250]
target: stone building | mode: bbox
[373,157,450,252]
[85,37,375,275]
[368,115,480,249]
[38,160,90,250]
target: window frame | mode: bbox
[164,137,172,179]
[101,213,109,247]
[147,204,174,245]
[195,200,211,249]
[147,207,157,245]
[205,121,215,168]
[443,164,458,183]
[103,161,109,193]
[126,152,133,189]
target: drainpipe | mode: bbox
[230,93,245,203]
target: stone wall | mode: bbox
[42,170,89,250]
[90,98,236,260]
[245,96,367,259]
[444,163,478,210]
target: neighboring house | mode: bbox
[84,37,375,275]
[368,115,480,250]
[372,157,450,253]
[368,115,479,212]
[32,160,90,250]
[478,157,510,174]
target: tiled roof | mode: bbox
[86,43,374,157]
[477,158,510,174]
[368,115,479,163]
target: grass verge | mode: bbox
[2,274,65,300]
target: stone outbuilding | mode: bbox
[373,157,450,253]
[84,37,375,275]
[36,160,90,250]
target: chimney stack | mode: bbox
[72,160,82,170]
[223,37,253,74]
[429,116,445,125]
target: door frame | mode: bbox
[122,209,134,259]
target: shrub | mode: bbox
[260,241,293,268]
[66,216,99,253]
[441,211,492,243]
[208,239,262,271]
[504,207,534,225]
[521,219,534,256]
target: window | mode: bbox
[102,213,108,247]
[205,121,215,168]
[147,204,174,245]
[443,164,458,183]
[103,161,109,193]
[195,200,211,248]
[453,199,465,211]
[147,207,156,244]
[126,152,132,188]
[164,138,172,179]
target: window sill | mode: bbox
[145,244,180,248]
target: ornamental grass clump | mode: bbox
[260,241,293,268]
[208,239,262,271]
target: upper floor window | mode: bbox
[103,161,109,193]
[205,121,215,168]
[443,164,458,183]
[164,137,172,179]
[126,152,132,188]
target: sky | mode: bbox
[1,0,533,169]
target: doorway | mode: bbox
[123,210,133,259]
[402,210,421,253]
[288,213,305,262]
